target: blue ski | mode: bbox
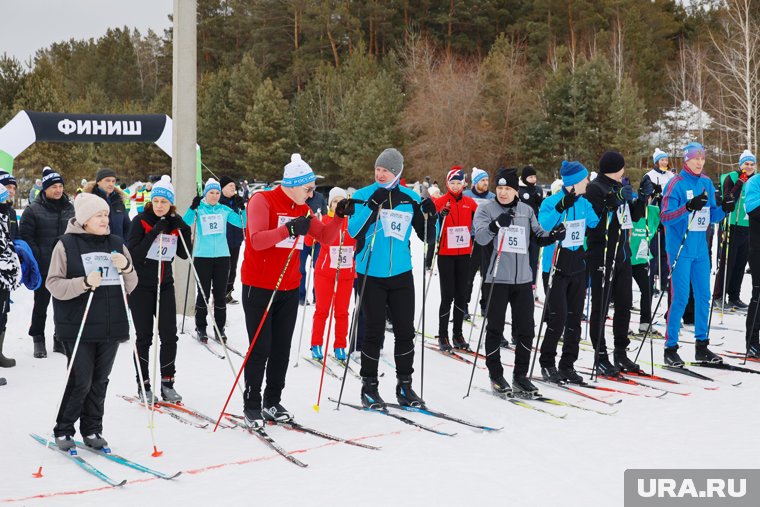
[30,433,126,487]
[74,442,181,479]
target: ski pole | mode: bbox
[589,212,611,380]
[745,283,760,365]
[465,274,483,348]
[707,216,729,340]
[415,209,446,334]
[335,210,384,409]
[149,231,164,431]
[213,236,302,431]
[719,217,732,323]
[528,241,561,379]
[314,230,346,411]
[293,240,318,367]
[180,211,198,334]
[634,210,699,363]
[464,228,507,398]
[33,290,95,478]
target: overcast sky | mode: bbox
[0,0,173,66]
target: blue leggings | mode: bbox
[665,255,711,347]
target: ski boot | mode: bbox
[396,375,425,408]
[490,375,512,394]
[451,334,471,351]
[638,323,665,340]
[747,343,760,359]
[595,354,621,377]
[512,375,540,398]
[225,291,239,305]
[138,382,156,404]
[196,328,208,343]
[0,331,16,367]
[334,348,347,361]
[33,335,47,359]
[361,377,386,409]
[728,298,749,311]
[613,348,641,373]
[52,335,65,355]
[311,345,324,360]
[437,335,452,352]
[83,433,108,450]
[160,377,182,403]
[541,366,564,384]
[463,312,472,321]
[56,435,76,452]
[664,345,684,367]
[558,367,585,385]
[244,406,264,429]
[695,341,723,364]
[262,402,293,423]
[499,337,511,349]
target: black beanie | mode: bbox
[599,151,625,174]
[494,167,520,191]
[95,167,116,182]
[521,165,537,185]
[219,175,236,190]
[41,166,64,191]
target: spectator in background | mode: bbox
[84,168,130,239]
[29,179,42,203]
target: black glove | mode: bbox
[152,217,169,235]
[488,208,515,233]
[685,191,708,212]
[555,189,578,213]
[285,215,312,237]
[549,223,567,242]
[335,199,355,218]
[420,198,437,215]
[368,187,390,211]
[619,184,634,202]
[439,204,450,217]
[638,178,654,199]
[722,194,736,213]
[603,191,622,211]
[167,214,184,230]
[653,183,663,198]
[190,195,202,210]
[233,194,245,208]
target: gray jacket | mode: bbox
[473,200,549,284]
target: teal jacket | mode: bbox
[182,200,242,258]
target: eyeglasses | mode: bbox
[303,186,316,194]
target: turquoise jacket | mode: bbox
[182,200,242,258]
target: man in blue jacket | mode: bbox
[661,142,734,365]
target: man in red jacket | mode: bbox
[434,166,478,351]
[240,154,353,428]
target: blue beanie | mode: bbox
[150,175,175,204]
[560,160,589,187]
[202,177,222,197]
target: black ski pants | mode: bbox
[632,263,653,324]
[194,256,230,333]
[226,245,241,295]
[359,272,415,379]
[484,282,534,379]
[466,242,488,314]
[29,280,52,338]
[715,224,749,301]
[437,254,470,338]
[242,285,299,410]
[539,271,585,370]
[129,284,179,388]
[746,253,760,348]
[588,252,632,354]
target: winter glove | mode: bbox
[233,194,245,208]
[619,184,634,202]
[420,198,437,215]
[111,252,132,273]
[489,208,515,233]
[638,178,654,200]
[190,195,202,211]
[367,187,390,211]
[555,189,578,213]
[152,217,169,235]
[82,271,102,291]
[548,223,567,242]
[285,215,312,237]
[653,183,663,198]
[603,191,623,211]
[335,199,355,218]
[439,203,451,217]
[685,191,708,212]
[722,194,736,213]
[739,170,750,183]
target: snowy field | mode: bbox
[1,237,758,506]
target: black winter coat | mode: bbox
[19,193,75,275]
[127,209,192,288]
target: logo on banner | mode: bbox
[58,119,142,136]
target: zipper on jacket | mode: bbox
[388,193,393,276]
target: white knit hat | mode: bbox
[328,187,347,206]
[471,167,488,185]
[652,148,668,165]
[151,175,175,204]
[75,192,110,225]
[282,154,316,187]
[202,177,221,197]
[739,149,756,166]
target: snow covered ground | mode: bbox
[1,238,758,506]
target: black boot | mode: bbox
[52,335,65,355]
[695,341,722,364]
[541,366,564,384]
[262,402,293,422]
[196,328,208,343]
[396,375,425,408]
[361,377,386,409]
[490,375,511,394]
[613,348,641,373]
[499,337,511,349]
[512,375,539,398]
[558,367,586,385]
[595,354,621,377]
[451,334,470,351]
[747,343,760,359]
[664,345,684,367]
[244,405,264,429]
[437,335,452,352]
[33,336,47,359]
[0,332,15,368]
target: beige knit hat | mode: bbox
[75,192,110,225]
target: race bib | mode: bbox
[275,215,305,250]
[636,238,649,260]
[379,209,412,240]
[616,203,633,230]
[446,225,470,248]
[690,207,710,232]
[200,213,224,235]
[81,252,120,286]
[562,219,586,248]
[497,225,527,254]
[147,234,178,261]
[329,245,354,269]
